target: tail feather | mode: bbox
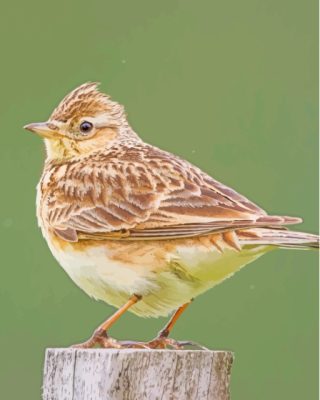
[238,228,319,250]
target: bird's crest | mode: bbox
[50,82,125,122]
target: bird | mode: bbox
[24,82,319,349]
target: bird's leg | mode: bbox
[147,301,192,349]
[118,302,191,349]
[123,300,206,350]
[159,302,191,337]
[72,294,142,349]
[143,300,208,349]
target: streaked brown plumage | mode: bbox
[25,82,319,348]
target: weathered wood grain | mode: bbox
[43,348,233,400]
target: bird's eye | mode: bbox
[79,121,93,134]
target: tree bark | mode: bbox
[42,348,233,400]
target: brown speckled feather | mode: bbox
[39,140,301,242]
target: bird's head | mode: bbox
[24,82,129,160]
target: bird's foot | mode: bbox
[120,336,208,350]
[71,328,124,349]
[71,329,208,350]
[145,337,191,349]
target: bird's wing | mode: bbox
[43,143,301,241]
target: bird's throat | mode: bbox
[44,138,81,160]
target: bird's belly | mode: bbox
[46,234,270,317]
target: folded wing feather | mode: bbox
[44,144,301,242]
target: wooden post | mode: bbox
[43,348,234,400]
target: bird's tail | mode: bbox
[238,228,319,250]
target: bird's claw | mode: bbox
[120,337,208,350]
[71,328,208,350]
[71,329,124,349]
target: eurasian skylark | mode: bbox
[25,83,319,349]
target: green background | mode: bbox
[0,0,318,398]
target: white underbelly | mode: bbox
[47,238,270,317]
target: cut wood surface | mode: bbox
[43,348,234,400]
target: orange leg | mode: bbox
[72,294,141,348]
[98,294,141,332]
[138,301,198,349]
[158,302,191,338]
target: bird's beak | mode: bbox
[23,122,62,139]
